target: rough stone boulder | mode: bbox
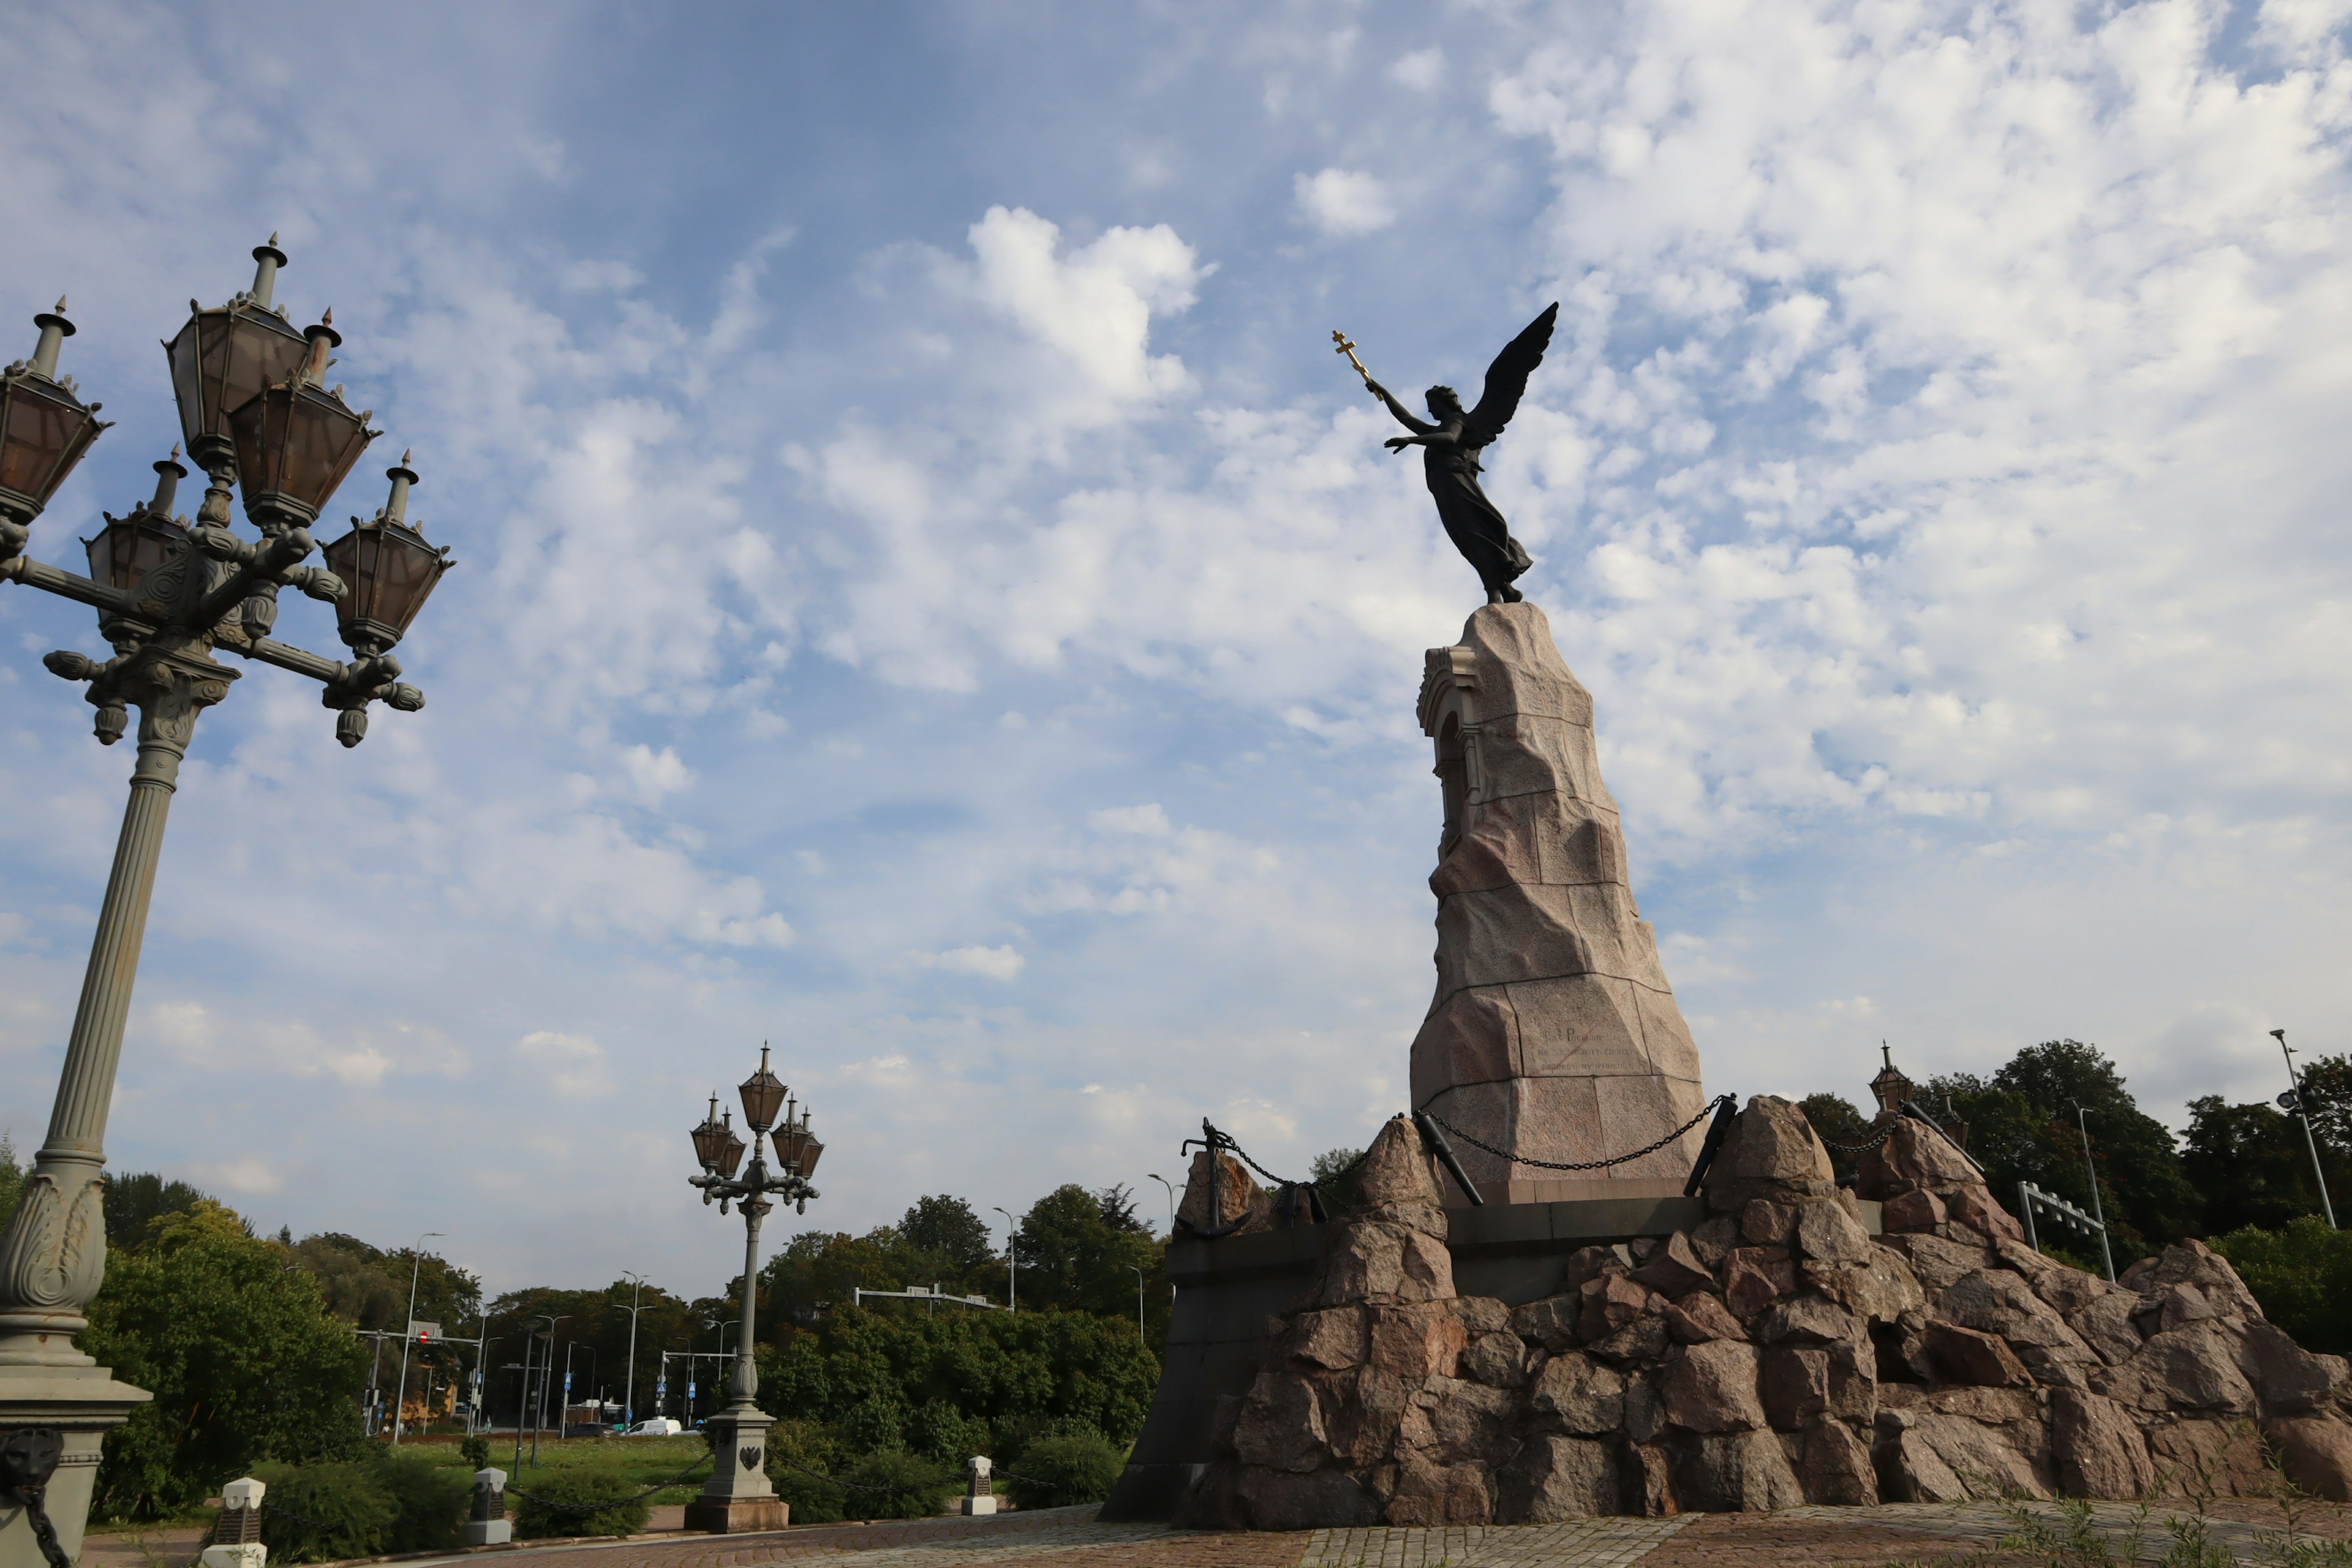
[1175,1099,2352,1528]
[1858,1118,2024,1244]
[1175,1148,1276,1237]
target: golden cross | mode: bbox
[1332,330,1371,383]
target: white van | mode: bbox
[624,1417,684,1436]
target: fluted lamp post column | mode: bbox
[0,245,451,1568]
[683,1047,823,1534]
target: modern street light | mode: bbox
[1129,1265,1145,1345]
[391,1231,445,1444]
[680,1046,822,1532]
[2274,1028,2338,1228]
[992,1206,1019,1311]
[0,247,450,1568]
[614,1271,649,1430]
[1147,1174,1177,1232]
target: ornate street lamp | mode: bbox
[0,247,451,1568]
[682,1046,821,1534]
[0,298,112,562]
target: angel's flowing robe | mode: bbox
[1423,434,1532,599]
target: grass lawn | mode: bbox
[402,1433,716,1506]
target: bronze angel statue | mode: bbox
[1338,303,1558,604]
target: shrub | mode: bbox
[910,1400,992,1466]
[765,1461,848,1525]
[839,1395,908,1453]
[511,1472,652,1539]
[372,1452,469,1553]
[251,1461,395,1565]
[833,1449,957,1520]
[766,1420,849,1525]
[2212,1216,2352,1353]
[459,1434,491,1472]
[1002,1429,1123,1509]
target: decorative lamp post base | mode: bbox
[0,1365,151,1568]
[682,1496,788,1534]
[683,1403,786,1534]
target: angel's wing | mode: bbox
[1464,303,1559,442]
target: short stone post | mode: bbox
[462,1469,510,1546]
[197,1477,265,1568]
[960,1455,996,1516]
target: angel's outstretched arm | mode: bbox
[1366,380,1436,436]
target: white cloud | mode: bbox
[1388,48,1446,91]
[1293,168,1396,237]
[516,1030,612,1098]
[929,945,1026,981]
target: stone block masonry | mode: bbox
[1412,605,1705,1202]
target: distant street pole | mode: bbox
[1129,1265,1145,1344]
[2275,1028,2338,1228]
[993,1207,1019,1311]
[616,1271,648,1429]
[391,1231,443,1444]
[2073,1107,2117,1283]
[1147,1174,1177,1231]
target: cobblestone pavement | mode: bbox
[186,1494,2352,1568]
[1299,1514,1697,1567]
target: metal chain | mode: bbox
[262,1500,358,1531]
[1819,1120,1898,1156]
[17,1489,69,1568]
[1417,1095,1730,1173]
[504,1455,713,1516]
[772,1453,1066,1498]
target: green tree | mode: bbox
[85,1201,369,1518]
[753,1302,1158,1452]
[0,1131,23,1232]
[2210,1216,2352,1354]
[103,1170,214,1250]
[2180,1097,2345,1235]
[1798,1094,1874,1185]
[1928,1039,2193,1261]
[899,1196,995,1277]
[1014,1185,1164,1327]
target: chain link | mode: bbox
[771,1453,1057,1497]
[1819,1120,1898,1156]
[503,1455,713,1516]
[1417,1095,1729,1173]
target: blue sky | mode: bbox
[3,0,2350,1295]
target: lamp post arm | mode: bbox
[192,526,314,631]
[0,554,140,618]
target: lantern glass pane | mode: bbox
[716,1127,747,1178]
[84,516,186,595]
[690,1117,725,1170]
[175,307,306,447]
[0,382,92,504]
[797,1136,824,1178]
[281,389,373,510]
[166,322,203,445]
[325,521,450,646]
[739,1066,786,1132]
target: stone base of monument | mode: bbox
[1100,1183,1875,1522]
[1107,1103,2352,1528]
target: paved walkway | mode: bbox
[84,1495,2352,1568]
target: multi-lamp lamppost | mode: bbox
[680,1047,823,1532]
[0,242,450,1568]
